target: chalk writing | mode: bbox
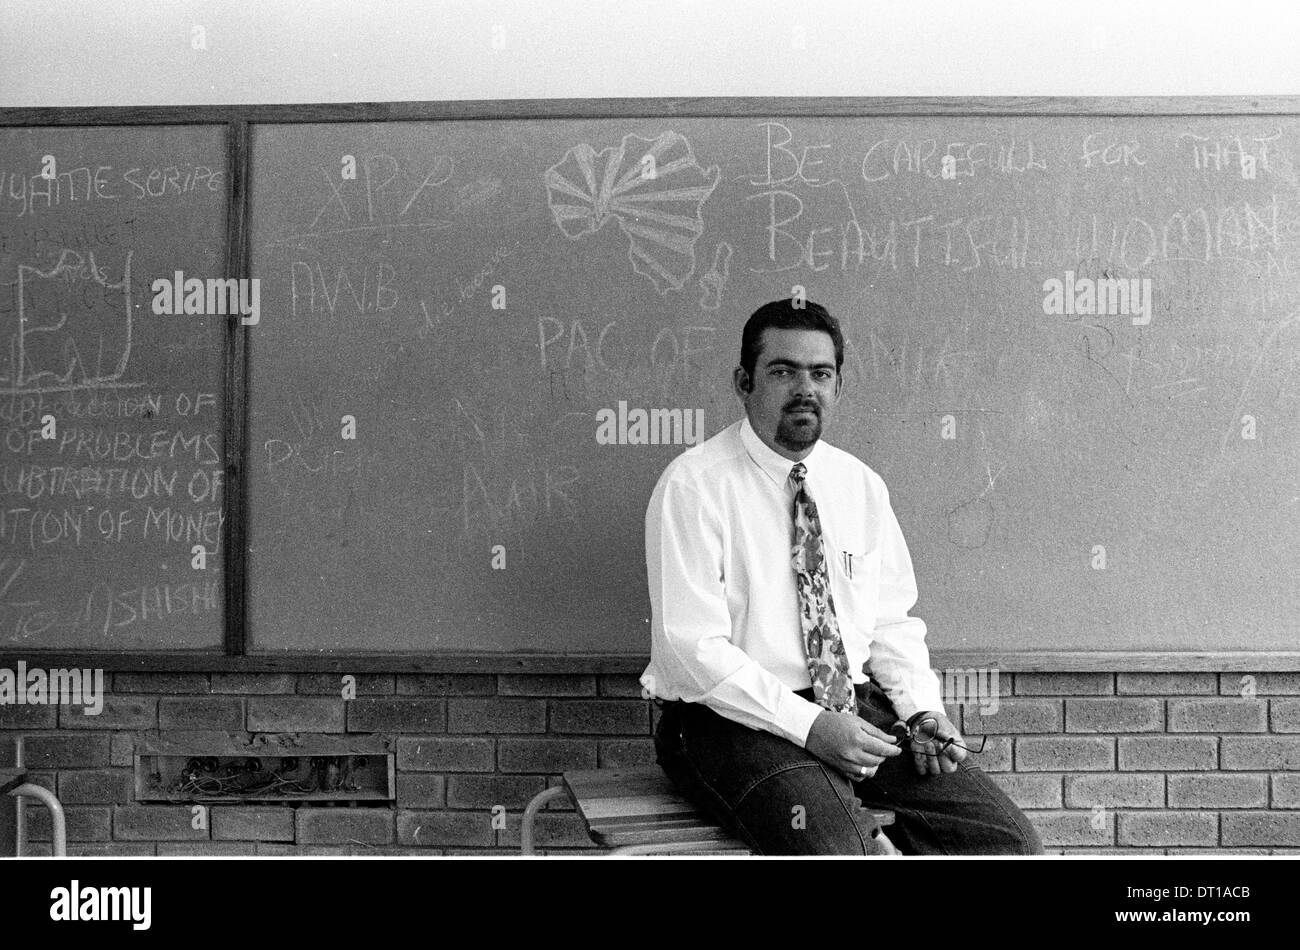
[861,135,1046,182]
[266,153,455,246]
[1079,132,1146,168]
[452,241,520,304]
[537,317,717,402]
[0,569,220,643]
[546,130,720,293]
[1178,129,1281,173]
[2,249,134,393]
[289,260,399,315]
[0,164,221,218]
[698,241,732,310]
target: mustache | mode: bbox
[784,402,819,412]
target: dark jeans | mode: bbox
[654,679,1045,855]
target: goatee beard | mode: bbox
[776,416,821,452]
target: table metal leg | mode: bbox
[9,785,67,857]
[520,786,568,855]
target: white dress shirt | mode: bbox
[641,415,945,746]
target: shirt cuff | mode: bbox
[887,685,947,723]
[777,692,825,747]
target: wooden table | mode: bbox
[521,767,895,855]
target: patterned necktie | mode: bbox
[789,462,857,715]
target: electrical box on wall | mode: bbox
[134,733,395,803]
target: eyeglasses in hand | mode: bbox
[889,716,986,756]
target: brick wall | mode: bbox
[3,669,1299,855]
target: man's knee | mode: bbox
[734,763,881,855]
[970,805,1046,855]
[963,763,1045,855]
[1009,815,1046,855]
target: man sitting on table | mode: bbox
[641,297,1044,855]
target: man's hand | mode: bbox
[805,709,902,782]
[902,712,966,777]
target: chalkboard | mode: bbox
[0,125,227,650]
[246,111,1300,656]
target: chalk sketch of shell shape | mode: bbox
[545,131,721,294]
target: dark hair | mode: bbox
[739,298,844,384]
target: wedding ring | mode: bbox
[859,766,868,776]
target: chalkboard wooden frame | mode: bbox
[2,97,1299,673]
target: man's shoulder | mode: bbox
[819,437,886,485]
[653,419,746,492]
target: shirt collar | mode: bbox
[739,415,826,489]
